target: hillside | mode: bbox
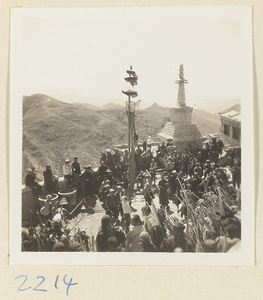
[51,93,124,107]
[22,94,223,182]
[145,102,169,113]
[192,109,220,137]
[74,102,100,110]
[23,94,125,181]
[101,103,124,110]
[22,94,167,182]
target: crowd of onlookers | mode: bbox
[23,137,241,253]
[21,208,241,253]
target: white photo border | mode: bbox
[10,6,254,266]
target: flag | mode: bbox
[128,111,136,199]
[129,146,136,198]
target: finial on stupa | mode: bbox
[175,64,188,106]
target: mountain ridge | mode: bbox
[22,93,230,182]
[51,92,240,113]
[22,94,167,181]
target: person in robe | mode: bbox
[158,174,169,209]
[43,165,57,193]
[71,157,81,186]
[82,165,95,197]
[115,186,125,219]
[98,160,108,185]
[231,157,241,190]
[125,214,144,252]
[105,189,119,219]
[143,177,154,206]
[146,135,153,150]
[121,196,132,232]
[149,159,157,185]
[63,159,72,187]
[139,231,157,252]
[25,167,39,197]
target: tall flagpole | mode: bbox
[128,95,131,154]
[128,94,131,199]
[122,65,138,201]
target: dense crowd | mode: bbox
[23,137,241,253]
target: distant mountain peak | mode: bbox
[101,102,124,110]
[151,102,160,107]
[147,102,161,110]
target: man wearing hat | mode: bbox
[69,242,83,252]
[174,153,183,173]
[43,165,57,193]
[99,177,110,200]
[105,150,115,171]
[63,159,72,187]
[169,170,177,192]
[98,160,108,185]
[113,148,121,165]
[136,171,145,192]
[96,215,114,252]
[158,174,169,209]
[25,167,39,198]
[125,214,144,252]
[121,195,132,231]
[169,170,181,210]
[135,146,143,172]
[82,165,94,197]
[146,135,153,150]
[161,220,187,252]
[215,224,240,252]
[106,188,119,219]
[194,162,203,178]
[190,172,202,199]
[115,186,125,218]
[143,177,154,206]
[71,157,81,186]
[52,242,65,252]
[71,157,81,175]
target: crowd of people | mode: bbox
[23,137,241,253]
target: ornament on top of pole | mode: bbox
[122,65,139,113]
[124,65,138,87]
[122,65,138,97]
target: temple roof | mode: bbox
[218,104,241,122]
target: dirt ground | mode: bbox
[67,188,181,246]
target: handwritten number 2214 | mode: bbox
[15,275,77,296]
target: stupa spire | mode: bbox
[175,64,188,106]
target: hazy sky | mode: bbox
[18,6,250,107]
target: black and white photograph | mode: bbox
[10,6,253,265]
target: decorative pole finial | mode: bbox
[179,64,184,80]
